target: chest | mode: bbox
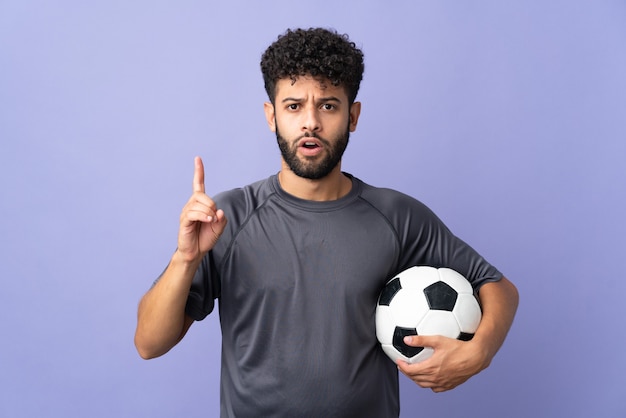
[219,203,400,305]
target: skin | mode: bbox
[263,76,361,201]
[134,75,519,394]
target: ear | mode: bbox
[348,101,362,132]
[264,102,276,132]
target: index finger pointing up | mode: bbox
[193,156,205,193]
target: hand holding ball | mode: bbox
[375,266,482,364]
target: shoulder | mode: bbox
[213,176,278,224]
[214,176,276,208]
[355,177,434,217]
[352,176,448,240]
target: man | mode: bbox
[135,28,519,417]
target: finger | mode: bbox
[193,156,205,193]
[182,202,219,223]
[404,334,439,348]
[213,209,227,224]
[182,192,217,214]
[397,360,441,383]
[189,192,217,211]
[397,363,435,388]
[397,358,429,374]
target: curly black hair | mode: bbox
[260,28,364,104]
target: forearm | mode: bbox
[472,276,519,368]
[134,250,200,359]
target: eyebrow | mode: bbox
[281,96,343,104]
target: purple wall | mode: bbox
[1,1,625,417]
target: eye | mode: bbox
[287,103,299,110]
[321,103,336,111]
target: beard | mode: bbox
[276,124,350,180]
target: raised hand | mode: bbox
[177,156,227,262]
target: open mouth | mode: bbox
[296,137,324,157]
[298,137,323,149]
[302,141,320,149]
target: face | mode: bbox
[264,76,361,180]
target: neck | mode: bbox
[277,163,352,201]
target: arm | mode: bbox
[470,276,519,366]
[134,157,227,359]
[397,276,519,392]
[134,252,199,359]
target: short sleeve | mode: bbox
[185,251,220,321]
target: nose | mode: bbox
[302,107,321,132]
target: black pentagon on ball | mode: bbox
[458,332,475,341]
[378,277,402,306]
[392,326,424,358]
[424,281,458,311]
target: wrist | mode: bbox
[171,248,203,273]
[174,242,204,262]
[467,334,496,371]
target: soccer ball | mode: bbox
[375,266,482,364]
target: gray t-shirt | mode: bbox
[185,174,502,417]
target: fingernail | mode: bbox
[207,216,214,222]
[404,336,413,344]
